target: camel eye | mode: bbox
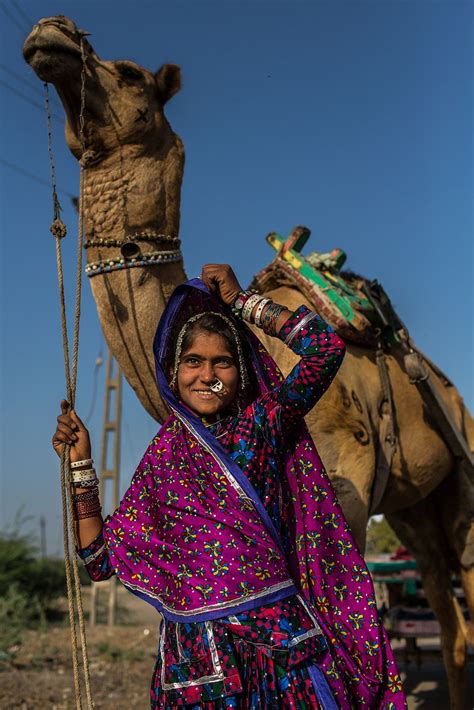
[117,63,143,81]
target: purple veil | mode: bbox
[103,280,406,708]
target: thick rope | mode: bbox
[44,37,94,709]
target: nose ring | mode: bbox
[210,379,224,393]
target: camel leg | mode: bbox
[386,496,468,710]
[433,461,474,648]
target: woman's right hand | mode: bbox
[52,400,92,463]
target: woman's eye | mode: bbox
[217,359,233,367]
[183,357,200,366]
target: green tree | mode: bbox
[366,515,402,555]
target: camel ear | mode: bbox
[155,64,182,104]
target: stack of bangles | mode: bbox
[70,459,102,520]
[231,290,287,335]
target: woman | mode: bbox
[53,264,406,709]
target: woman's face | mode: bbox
[176,330,239,419]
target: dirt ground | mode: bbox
[0,584,472,709]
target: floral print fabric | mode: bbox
[79,281,406,708]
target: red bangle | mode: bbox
[74,497,102,520]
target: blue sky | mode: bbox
[0,0,472,553]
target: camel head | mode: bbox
[23,15,187,425]
[23,15,182,167]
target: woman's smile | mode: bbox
[176,332,239,418]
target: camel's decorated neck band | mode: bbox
[85,248,182,277]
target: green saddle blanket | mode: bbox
[250,225,401,347]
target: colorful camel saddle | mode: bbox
[250,225,402,347]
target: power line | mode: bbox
[0,77,63,123]
[0,157,76,199]
[0,2,29,35]
[0,63,62,110]
[11,0,35,29]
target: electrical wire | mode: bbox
[10,0,35,29]
[0,62,62,109]
[0,158,76,199]
[0,2,29,34]
[0,77,63,123]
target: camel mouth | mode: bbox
[23,22,85,71]
[23,41,81,63]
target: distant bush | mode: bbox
[0,515,66,655]
[366,515,402,555]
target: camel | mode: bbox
[24,16,474,708]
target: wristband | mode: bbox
[71,477,99,489]
[71,458,93,469]
[71,468,97,483]
[254,298,271,328]
[242,294,265,323]
[73,489,99,503]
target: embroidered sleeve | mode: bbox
[255,306,345,445]
[77,530,115,581]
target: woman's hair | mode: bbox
[165,312,258,409]
[180,313,240,363]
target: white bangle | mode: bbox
[254,298,271,327]
[242,294,265,323]
[71,458,93,469]
[71,469,97,483]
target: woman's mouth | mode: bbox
[192,389,217,400]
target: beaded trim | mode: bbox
[85,249,182,277]
[84,232,180,249]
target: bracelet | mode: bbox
[71,469,97,483]
[70,458,93,469]
[71,478,99,489]
[262,303,287,336]
[73,489,99,503]
[242,294,266,323]
[254,298,271,328]
[231,290,252,314]
[71,467,96,477]
[74,496,102,520]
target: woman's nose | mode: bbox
[200,363,216,383]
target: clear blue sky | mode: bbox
[1,1,472,554]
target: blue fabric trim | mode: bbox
[124,581,297,623]
[308,664,339,710]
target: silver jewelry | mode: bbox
[210,379,224,393]
[254,298,271,327]
[284,311,319,346]
[242,294,264,323]
[70,458,93,469]
[170,312,249,393]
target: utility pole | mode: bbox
[90,349,122,628]
[39,516,46,558]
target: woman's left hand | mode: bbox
[201,264,242,305]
